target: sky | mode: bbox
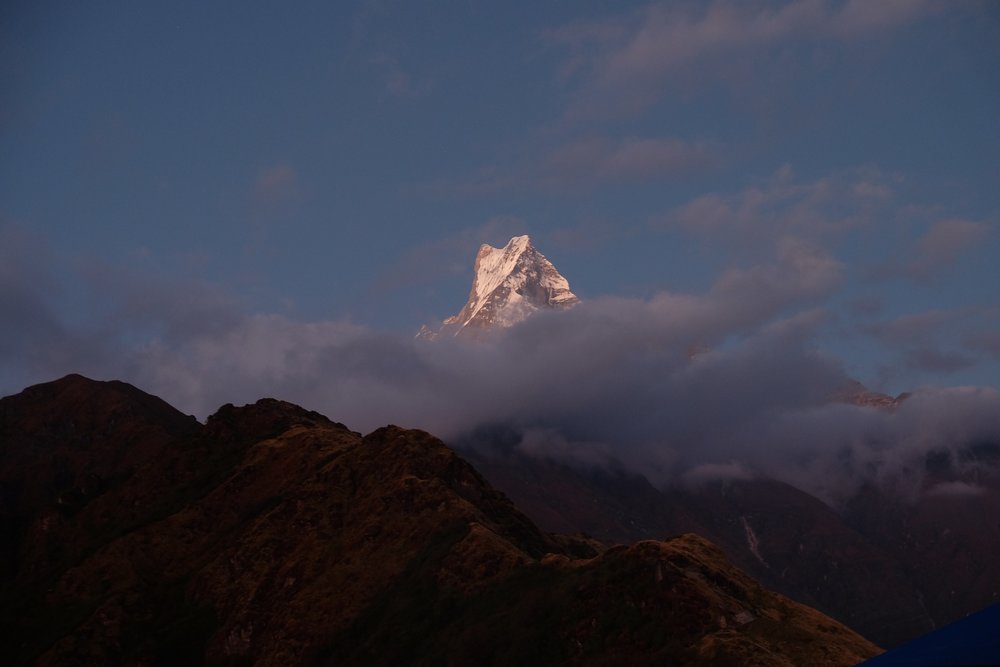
[2,1,1000,497]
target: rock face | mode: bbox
[421,235,579,338]
[0,375,878,666]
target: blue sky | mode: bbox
[2,0,999,409]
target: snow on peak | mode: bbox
[420,234,579,338]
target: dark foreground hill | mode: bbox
[0,375,878,665]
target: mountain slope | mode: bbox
[0,375,878,665]
[463,437,1000,648]
[421,234,579,338]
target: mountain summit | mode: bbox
[421,235,579,338]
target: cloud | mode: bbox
[708,237,842,317]
[253,164,298,203]
[966,330,1000,359]
[659,164,898,245]
[683,462,754,485]
[849,294,883,317]
[74,255,246,345]
[901,347,976,374]
[3,230,999,508]
[867,309,967,346]
[874,219,992,282]
[423,135,716,197]
[924,481,986,497]
[414,165,515,199]
[865,306,1000,376]
[832,0,940,34]
[370,216,527,297]
[549,0,939,119]
[538,136,716,188]
[544,217,621,254]
[514,428,616,470]
[751,385,1000,503]
[371,52,432,99]
[349,3,432,100]
[0,223,75,386]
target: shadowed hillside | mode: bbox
[0,375,878,665]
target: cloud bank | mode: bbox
[4,223,999,506]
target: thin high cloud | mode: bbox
[370,216,527,297]
[350,1,433,100]
[548,0,939,119]
[371,52,432,99]
[967,330,1000,360]
[538,136,717,189]
[0,223,77,389]
[5,225,999,506]
[865,306,1000,376]
[873,219,992,282]
[422,134,717,197]
[253,164,298,203]
[659,164,898,244]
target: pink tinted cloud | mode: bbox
[910,219,991,277]
[875,219,991,281]
[866,309,978,346]
[965,330,1000,360]
[550,0,939,119]
[865,306,1000,375]
[371,52,431,99]
[660,165,898,242]
[253,164,298,203]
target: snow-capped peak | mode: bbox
[420,235,579,338]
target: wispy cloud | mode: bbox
[349,1,433,100]
[548,0,939,119]
[925,480,986,497]
[0,223,75,389]
[371,51,432,99]
[865,306,1000,376]
[253,164,298,203]
[873,219,992,282]
[422,135,718,197]
[659,164,898,244]
[966,329,1000,359]
[370,216,527,297]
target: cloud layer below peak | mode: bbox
[3,223,998,506]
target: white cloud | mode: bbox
[4,227,1000,506]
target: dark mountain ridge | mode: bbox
[0,374,877,665]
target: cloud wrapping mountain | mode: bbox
[4,225,998,505]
